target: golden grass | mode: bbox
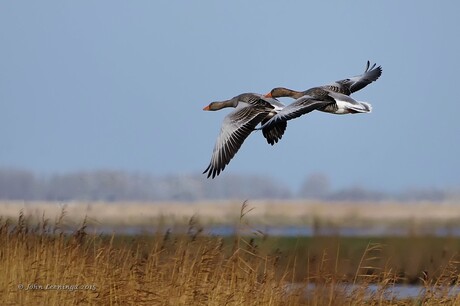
[1,203,460,305]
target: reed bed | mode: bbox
[1,203,460,305]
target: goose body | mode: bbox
[261,61,382,129]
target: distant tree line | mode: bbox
[0,168,291,201]
[298,172,452,202]
[0,168,455,202]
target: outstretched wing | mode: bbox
[259,96,333,131]
[203,106,270,179]
[261,120,287,146]
[325,61,382,95]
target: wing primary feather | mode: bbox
[203,106,271,178]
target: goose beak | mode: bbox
[203,105,211,111]
[264,92,273,98]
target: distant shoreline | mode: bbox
[1,200,459,233]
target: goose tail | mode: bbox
[348,101,372,113]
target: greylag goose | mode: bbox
[261,61,382,130]
[202,93,287,178]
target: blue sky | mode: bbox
[1,1,459,192]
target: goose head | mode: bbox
[203,99,238,111]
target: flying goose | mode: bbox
[202,93,286,178]
[261,61,382,130]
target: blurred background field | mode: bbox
[1,200,460,236]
